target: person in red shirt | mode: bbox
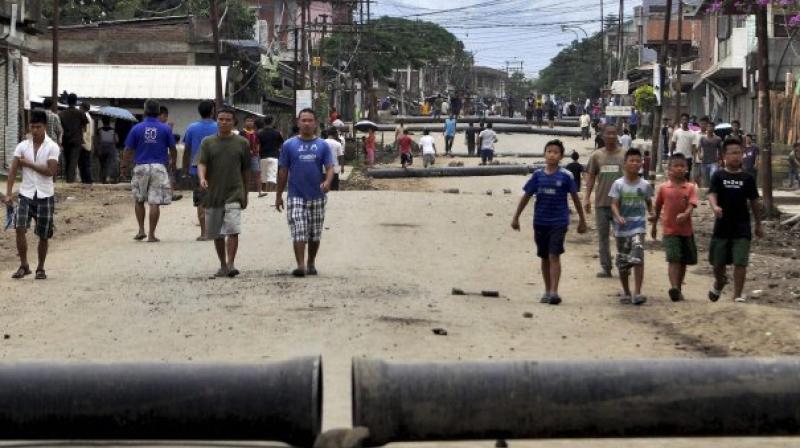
[650,154,698,302]
[240,115,263,197]
[397,129,413,168]
[365,129,376,166]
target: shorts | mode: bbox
[401,152,412,165]
[132,164,172,205]
[663,235,698,265]
[250,155,261,173]
[260,158,278,184]
[423,153,435,167]
[481,149,494,161]
[205,203,242,240]
[709,237,751,267]
[14,194,55,240]
[190,175,206,207]
[615,234,645,274]
[287,197,327,242]
[533,224,567,258]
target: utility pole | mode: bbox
[616,0,624,80]
[210,0,223,110]
[650,0,673,173]
[600,0,605,91]
[299,0,307,90]
[673,0,683,125]
[756,6,773,214]
[319,14,328,113]
[51,0,59,112]
[293,26,299,113]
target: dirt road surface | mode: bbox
[2,133,800,447]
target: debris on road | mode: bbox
[523,312,533,318]
[432,328,448,336]
[443,188,460,194]
[451,288,500,298]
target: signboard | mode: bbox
[295,89,312,116]
[606,105,633,117]
[611,80,629,95]
[312,56,321,67]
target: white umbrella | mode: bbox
[354,120,379,131]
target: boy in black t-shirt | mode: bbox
[565,151,584,192]
[707,138,763,303]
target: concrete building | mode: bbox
[471,66,507,100]
[1,0,43,171]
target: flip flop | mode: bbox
[133,233,146,241]
[11,266,31,279]
[196,236,207,241]
[227,268,240,278]
[213,268,229,278]
[146,237,160,243]
[292,268,306,278]
[35,270,47,280]
[306,266,318,276]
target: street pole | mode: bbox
[756,6,773,214]
[650,0,673,174]
[293,26,299,113]
[210,0,223,110]
[617,0,624,80]
[299,0,307,90]
[319,14,328,113]
[600,0,605,91]
[51,0,59,112]
[673,0,683,125]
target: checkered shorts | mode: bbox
[286,197,327,242]
[14,194,55,240]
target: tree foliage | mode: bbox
[533,34,609,100]
[634,85,656,113]
[323,16,469,81]
[506,72,535,100]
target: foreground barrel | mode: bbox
[352,357,800,446]
[0,356,322,446]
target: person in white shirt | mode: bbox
[670,113,699,179]
[620,128,633,151]
[478,122,498,165]
[322,128,345,190]
[419,129,437,168]
[2,110,61,279]
[579,112,592,140]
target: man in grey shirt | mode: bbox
[698,126,721,188]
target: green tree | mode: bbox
[633,85,656,113]
[533,34,610,100]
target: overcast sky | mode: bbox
[373,0,639,79]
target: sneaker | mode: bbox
[619,295,632,304]
[734,296,747,303]
[539,293,550,303]
[632,294,647,305]
[548,294,562,305]
[668,288,683,302]
[596,270,613,278]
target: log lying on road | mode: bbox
[390,116,579,127]
[369,124,581,136]
[367,165,543,178]
[353,357,800,446]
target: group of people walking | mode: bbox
[4,101,338,280]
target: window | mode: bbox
[774,14,790,38]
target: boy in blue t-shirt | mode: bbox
[512,139,588,305]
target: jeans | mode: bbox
[63,141,82,183]
[78,149,93,184]
[97,145,119,183]
[445,135,454,154]
[700,163,716,188]
[467,142,475,156]
[596,206,614,272]
[629,124,638,139]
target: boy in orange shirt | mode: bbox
[650,154,698,301]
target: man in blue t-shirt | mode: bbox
[511,139,587,305]
[121,99,177,242]
[275,108,334,277]
[443,115,457,155]
[182,100,218,240]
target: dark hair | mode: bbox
[570,150,579,161]
[320,130,328,139]
[30,109,47,125]
[245,114,257,122]
[623,128,630,134]
[255,117,265,129]
[297,108,317,119]
[487,122,493,128]
[67,93,78,106]
[43,97,54,108]
[668,153,687,165]
[198,100,214,118]
[217,107,236,118]
[680,113,689,119]
[423,129,430,135]
[80,102,90,111]
[644,150,650,155]
[722,137,742,153]
[468,122,473,127]
[101,116,111,126]
[264,115,274,126]
[160,106,169,115]
[544,139,565,155]
[403,129,409,134]
[327,127,339,139]
[144,99,160,117]
[624,148,642,160]
[732,120,741,126]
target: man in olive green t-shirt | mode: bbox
[584,123,625,278]
[198,108,251,278]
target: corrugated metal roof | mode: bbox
[28,63,228,100]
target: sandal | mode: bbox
[11,266,31,279]
[227,268,240,278]
[133,233,146,241]
[306,266,318,276]
[292,268,306,278]
[35,270,47,280]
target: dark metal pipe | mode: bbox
[367,165,542,178]
[0,357,322,446]
[352,357,800,446]
[370,125,580,136]
[390,116,579,126]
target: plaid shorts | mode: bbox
[287,197,327,242]
[14,194,55,240]
[132,164,172,205]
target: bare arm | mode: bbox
[197,163,208,189]
[275,167,289,212]
[751,198,764,238]
[182,144,192,176]
[169,146,178,172]
[570,191,588,233]
[510,195,532,231]
[708,192,722,218]
[241,168,249,210]
[611,197,623,225]
[322,165,334,192]
[583,171,596,212]
[2,158,19,203]
[121,148,135,177]
[16,157,58,177]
